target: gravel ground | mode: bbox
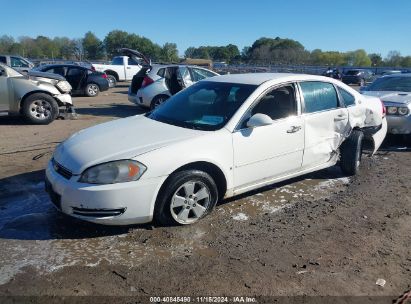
[0,84,410,304]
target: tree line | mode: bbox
[0,31,410,67]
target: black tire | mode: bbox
[85,83,100,97]
[21,93,59,125]
[106,74,117,88]
[154,170,219,226]
[150,95,169,110]
[340,130,364,176]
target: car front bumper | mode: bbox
[45,160,167,225]
[55,93,73,105]
[386,114,411,135]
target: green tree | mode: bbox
[401,56,411,67]
[104,30,129,58]
[82,31,103,60]
[160,43,179,62]
[368,53,383,66]
[385,50,402,67]
[346,49,371,66]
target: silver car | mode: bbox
[361,74,411,142]
[128,64,219,109]
[0,63,74,124]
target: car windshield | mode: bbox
[367,77,411,92]
[345,70,360,76]
[147,81,257,131]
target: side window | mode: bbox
[47,66,66,76]
[300,81,339,113]
[67,68,83,76]
[0,56,6,64]
[128,57,139,66]
[11,57,29,68]
[191,68,216,81]
[178,66,192,82]
[112,57,124,65]
[157,68,165,77]
[250,85,297,121]
[337,87,356,107]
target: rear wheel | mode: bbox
[150,95,169,110]
[85,83,100,97]
[154,170,218,226]
[106,74,117,87]
[340,130,364,176]
[22,93,59,125]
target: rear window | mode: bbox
[157,68,165,77]
[300,81,339,113]
[367,76,411,92]
[338,87,356,106]
[112,57,124,65]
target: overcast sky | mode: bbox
[2,0,410,57]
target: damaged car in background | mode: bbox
[123,48,219,109]
[361,73,411,143]
[0,63,74,124]
[45,73,387,226]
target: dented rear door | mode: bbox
[299,81,350,168]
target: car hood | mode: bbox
[362,91,411,105]
[27,70,66,81]
[53,115,203,175]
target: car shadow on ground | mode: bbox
[0,170,151,241]
[0,116,31,125]
[75,103,147,118]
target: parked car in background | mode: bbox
[0,63,73,124]
[342,69,375,86]
[381,70,402,76]
[361,74,411,142]
[34,64,109,97]
[0,55,34,73]
[92,56,143,87]
[128,64,219,109]
[46,73,386,226]
[322,67,342,80]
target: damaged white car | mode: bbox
[0,62,74,124]
[46,73,387,226]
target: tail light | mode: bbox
[141,76,154,88]
[102,73,107,79]
[380,99,386,117]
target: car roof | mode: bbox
[39,64,88,70]
[204,73,335,85]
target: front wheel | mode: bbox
[22,93,59,125]
[85,83,100,97]
[154,170,218,226]
[340,130,364,176]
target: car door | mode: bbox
[0,66,9,112]
[298,81,349,169]
[177,66,194,88]
[65,67,86,93]
[126,57,141,80]
[232,84,304,190]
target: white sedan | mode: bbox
[45,73,387,226]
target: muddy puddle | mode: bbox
[0,166,351,285]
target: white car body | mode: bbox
[46,73,387,225]
[93,56,141,82]
[128,64,218,109]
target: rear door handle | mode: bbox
[334,114,347,121]
[287,126,302,133]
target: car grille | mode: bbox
[52,158,73,180]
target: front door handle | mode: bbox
[334,114,347,121]
[287,126,302,133]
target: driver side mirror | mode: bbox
[0,69,5,76]
[246,113,273,128]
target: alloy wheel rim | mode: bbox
[170,181,211,224]
[154,97,166,108]
[29,100,52,120]
[88,84,98,96]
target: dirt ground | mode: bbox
[0,84,410,304]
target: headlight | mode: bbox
[79,160,147,184]
[56,80,72,93]
[387,106,398,115]
[398,107,409,116]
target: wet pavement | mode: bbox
[0,164,352,285]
